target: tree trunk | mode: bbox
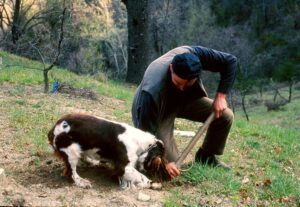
[125,0,158,84]
[242,92,249,121]
[12,0,21,44]
[288,81,293,103]
[43,7,66,93]
[259,85,263,98]
[273,89,278,102]
[43,69,49,93]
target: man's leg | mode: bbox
[177,97,234,167]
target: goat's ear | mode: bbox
[48,126,55,143]
[151,157,162,172]
[162,158,172,181]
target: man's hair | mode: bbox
[171,53,202,80]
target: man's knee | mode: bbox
[222,108,234,124]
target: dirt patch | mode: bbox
[56,82,98,100]
[0,83,169,206]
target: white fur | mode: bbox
[53,121,71,148]
[53,116,163,189]
[58,138,153,189]
[83,148,101,166]
[118,123,157,160]
[116,123,160,189]
[60,143,92,188]
[119,166,151,189]
[94,116,158,158]
[136,152,148,172]
[54,121,70,136]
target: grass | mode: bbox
[0,51,299,206]
[0,50,135,103]
[166,99,300,206]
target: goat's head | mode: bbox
[137,140,172,182]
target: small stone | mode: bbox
[242,177,250,184]
[3,187,13,196]
[151,182,162,190]
[12,193,26,207]
[38,192,48,198]
[137,192,151,202]
[0,168,4,176]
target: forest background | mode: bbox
[1,0,299,97]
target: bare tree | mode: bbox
[241,88,250,121]
[39,6,66,93]
[0,0,68,92]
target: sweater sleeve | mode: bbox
[135,90,159,135]
[192,46,237,94]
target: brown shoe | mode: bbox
[195,149,231,171]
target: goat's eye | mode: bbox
[62,121,69,129]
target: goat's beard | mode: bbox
[147,157,172,182]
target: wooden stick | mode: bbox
[175,112,215,168]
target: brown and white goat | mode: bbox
[48,113,171,189]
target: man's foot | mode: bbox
[195,148,231,171]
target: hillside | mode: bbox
[0,52,299,206]
[0,51,169,206]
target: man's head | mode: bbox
[170,53,202,91]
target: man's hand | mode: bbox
[165,162,180,179]
[213,92,228,119]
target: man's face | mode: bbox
[170,64,198,91]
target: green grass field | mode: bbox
[0,50,299,206]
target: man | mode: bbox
[132,46,237,178]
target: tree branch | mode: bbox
[44,7,66,72]
[21,8,59,33]
[31,44,46,69]
[2,3,11,25]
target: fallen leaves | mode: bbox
[239,188,248,199]
[263,179,272,187]
[238,188,253,205]
[272,146,282,153]
[254,178,272,187]
[277,196,297,205]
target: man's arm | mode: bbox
[213,92,228,119]
[192,46,237,94]
[135,91,159,135]
[192,46,237,118]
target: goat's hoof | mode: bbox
[75,178,92,189]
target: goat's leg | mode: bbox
[119,165,151,189]
[60,144,92,188]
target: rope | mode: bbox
[179,159,195,172]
